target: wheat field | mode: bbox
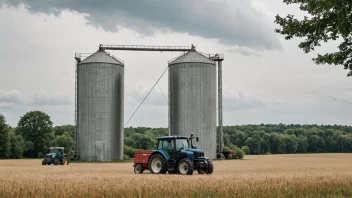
[0,154,352,198]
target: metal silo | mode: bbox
[77,49,124,161]
[168,48,217,159]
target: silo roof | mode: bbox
[169,49,215,65]
[79,50,123,65]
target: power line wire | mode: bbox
[153,76,168,104]
[124,66,169,127]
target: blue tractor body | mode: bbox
[134,134,214,175]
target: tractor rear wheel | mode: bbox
[134,164,144,174]
[177,158,194,175]
[42,160,46,165]
[148,154,167,174]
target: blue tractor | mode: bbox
[146,133,213,175]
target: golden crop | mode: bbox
[0,154,351,198]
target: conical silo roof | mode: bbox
[79,50,123,65]
[169,49,215,65]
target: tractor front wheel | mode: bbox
[198,160,214,174]
[134,164,144,174]
[42,160,46,165]
[54,159,59,165]
[148,154,167,174]
[177,158,194,175]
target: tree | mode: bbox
[53,132,74,154]
[325,136,335,152]
[297,135,308,153]
[241,146,250,155]
[235,147,244,159]
[125,133,155,150]
[0,114,10,158]
[308,135,322,153]
[8,130,25,159]
[230,130,248,148]
[270,133,283,154]
[244,137,261,154]
[17,111,54,158]
[53,125,75,137]
[124,145,135,158]
[261,133,271,153]
[275,0,352,76]
[283,134,298,153]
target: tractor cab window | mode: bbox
[158,139,174,157]
[175,139,189,150]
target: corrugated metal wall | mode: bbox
[168,54,217,159]
[78,51,124,161]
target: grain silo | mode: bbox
[77,49,124,161]
[168,48,217,159]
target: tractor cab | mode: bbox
[156,135,202,159]
[49,147,64,158]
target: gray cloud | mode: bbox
[0,102,15,110]
[3,0,281,51]
[223,89,265,111]
[226,46,261,57]
[28,92,73,106]
[0,90,73,106]
[0,90,24,104]
[328,95,352,106]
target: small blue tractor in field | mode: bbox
[42,147,70,165]
[133,133,213,175]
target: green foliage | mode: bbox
[227,144,238,151]
[274,0,352,77]
[124,127,168,151]
[223,146,230,152]
[222,124,352,155]
[17,111,53,158]
[245,137,261,154]
[53,124,74,137]
[2,109,352,159]
[235,147,244,159]
[297,135,309,153]
[123,145,135,158]
[8,131,25,159]
[53,132,74,154]
[123,154,131,160]
[0,114,10,158]
[241,146,250,155]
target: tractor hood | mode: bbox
[181,148,204,153]
[45,153,56,157]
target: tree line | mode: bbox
[123,124,352,159]
[1,111,352,159]
[0,111,74,159]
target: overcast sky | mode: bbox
[0,0,351,127]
